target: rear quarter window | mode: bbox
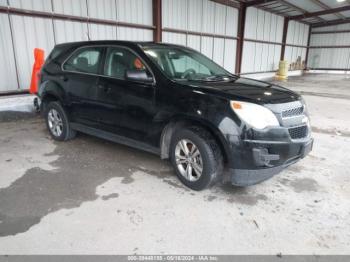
[45,45,67,65]
[63,47,103,75]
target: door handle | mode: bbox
[98,85,111,93]
[60,76,68,82]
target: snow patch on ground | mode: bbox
[0,95,36,113]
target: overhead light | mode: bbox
[337,0,346,2]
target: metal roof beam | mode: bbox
[278,0,308,14]
[310,0,346,19]
[245,0,277,7]
[312,17,350,28]
[290,6,350,20]
[210,0,241,9]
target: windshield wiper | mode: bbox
[175,74,237,82]
[199,74,237,82]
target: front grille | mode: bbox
[288,125,308,139]
[282,106,304,118]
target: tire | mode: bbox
[170,126,223,191]
[45,101,76,141]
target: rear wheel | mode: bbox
[170,126,223,191]
[45,101,76,141]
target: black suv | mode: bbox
[39,41,313,190]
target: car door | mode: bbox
[62,46,104,126]
[96,46,157,142]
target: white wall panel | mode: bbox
[260,43,268,71]
[284,46,292,65]
[241,41,255,73]
[117,27,153,41]
[285,46,307,68]
[162,0,238,73]
[89,24,117,40]
[223,39,236,73]
[308,48,350,69]
[187,34,201,52]
[308,22,350,69]
[269,13,277,42]
[162,0,187,30]
[294,22,300,45]
[54,20,88,43]
[286,21,309,46]
[274,45,281,69]
[0,13,18,92]
[242,41,281,73]
[162,32,186,45]
[202,0,215,34]
[0,0,7,6]
[256,10,264,41]
[254,43,263,72]
[53,0,87,17]
[201,36,214,59]
[225,7,238,37]
[213,38,224,66]
[242,7,284,73]
[116,0,152,26]
[286,21,294,45]
[284,21,309,68]
[214,3,226,35]
[11,15,55,89]
[9,0,52,12]
[267,44,275,71]
[310,33,350,46]
[245,7,257,39]
[187,0,202,32]
[87,0,116,20]
[275,16,284,43]
[163,0,239,37]
[263,12,271,42]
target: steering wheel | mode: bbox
[181,68,196,79]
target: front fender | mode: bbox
[159,112,240,167]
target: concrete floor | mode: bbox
[0,73,349,254]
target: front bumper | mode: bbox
[229,137,314,186]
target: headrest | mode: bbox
[77,57,88,67]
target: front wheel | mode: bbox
[170,127,223,191]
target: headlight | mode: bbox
[300,97,309,113]
[230,101,280,130]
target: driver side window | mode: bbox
[171,56,211,75]
[103,47,150,80]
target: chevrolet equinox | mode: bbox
[38,41,313,191]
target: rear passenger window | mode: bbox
[63,47,103,74]
[103,47,150,80]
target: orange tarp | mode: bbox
[29,48,45,94]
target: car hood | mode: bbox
[182,77,300,104]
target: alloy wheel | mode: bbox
[48,108,63,137]
[175,139,203,182]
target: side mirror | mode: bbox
[125,69,154,83]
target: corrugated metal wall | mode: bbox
[284,20,309,70]
[0,0,153,92]
[0,13,18,92]
[308,23,350,70]
[162,0,238,73]
[2,0,347,93]
[241,7,284,74]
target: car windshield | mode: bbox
[143,46,236,82]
